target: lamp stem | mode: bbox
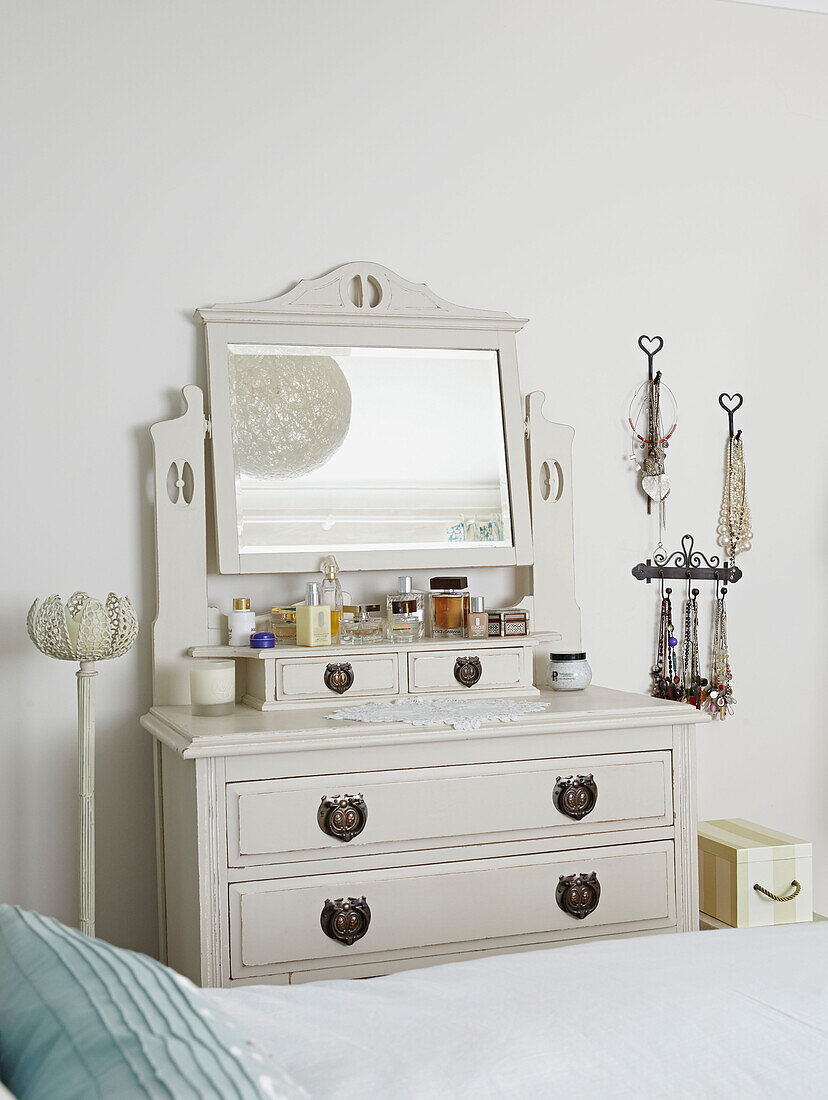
[77,659,97,937]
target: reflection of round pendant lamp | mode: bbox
[230,353,352,479]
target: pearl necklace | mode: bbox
[717,435,753,560]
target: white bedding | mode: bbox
[206,923,828,1099]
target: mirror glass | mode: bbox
[226,344,513,557]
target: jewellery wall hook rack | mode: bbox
[718,392,743,440]
[638,334,664,381]
[632,533,743,585]
[628,335,677,521]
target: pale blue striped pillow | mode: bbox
[0,905,301,1099]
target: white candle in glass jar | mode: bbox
[189,660,235,716]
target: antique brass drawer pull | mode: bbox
[453,656,482,688]
[320,896,371,945]
[553,774,598,820]
[317,794,368,842]
[324,662,354,694]
[556,872,601,919]
[753,879,801,903]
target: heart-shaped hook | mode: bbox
[718,392,743,414]
[718,392,743,438]
[638,335,664,357]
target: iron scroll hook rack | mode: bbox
[632,533,743,585]
[718,392,743,440]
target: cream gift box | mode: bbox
[699,819,813,928]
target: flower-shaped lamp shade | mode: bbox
[27,592,138,662]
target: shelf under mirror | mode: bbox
[190,632,560,661]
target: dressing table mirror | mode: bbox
[202,265,532,574]
[142,263,705,988]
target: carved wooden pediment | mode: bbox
[197,261,526,331]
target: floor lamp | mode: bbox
[27,592,138,937]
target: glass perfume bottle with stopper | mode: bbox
[466,596,488,639]
[320,555,345,642]
[386,576,424,642]
[296,582,331,647]
[428,576,469,639]
[341,604,384,645]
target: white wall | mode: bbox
[1,0,825,952]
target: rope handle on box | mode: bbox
[753,879,801,903]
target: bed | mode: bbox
[1,905,826,1098]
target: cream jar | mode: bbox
[548,652,592,691]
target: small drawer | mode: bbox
[229,840,675,977]
[407,647,530,693]
[275,652,399,701]
[225,752,673,867]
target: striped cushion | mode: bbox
[0,906,300,1099]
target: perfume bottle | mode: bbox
[386,576,424,642]
[295,583,331,647]
[341,604,384,645]
[320,555,344,642]
[466,596,489,639]
[269,606,297,644]
[228,597,256,647]
[428,576,469,639]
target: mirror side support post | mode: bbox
[525,390,582,685]
[150,385,210,706]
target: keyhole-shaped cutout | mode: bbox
[166,460,194,505]
[540,460,564,502]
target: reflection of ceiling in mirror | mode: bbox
[228,351,352,479]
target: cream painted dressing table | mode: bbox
[141,263,708,987]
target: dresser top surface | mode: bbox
[141,685,709,758]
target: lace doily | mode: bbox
[326,696,548,732]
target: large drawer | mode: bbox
[275,652,399,701]
[407,646,531,693]
[229,840,675,978]
[226,751,674,867]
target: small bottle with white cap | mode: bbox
[228,597,256,647]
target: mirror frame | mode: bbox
[197,262,533,574]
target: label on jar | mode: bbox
[549,660,591,690]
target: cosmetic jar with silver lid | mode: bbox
[548,652,592,691]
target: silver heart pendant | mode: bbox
[642,473,671,501]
